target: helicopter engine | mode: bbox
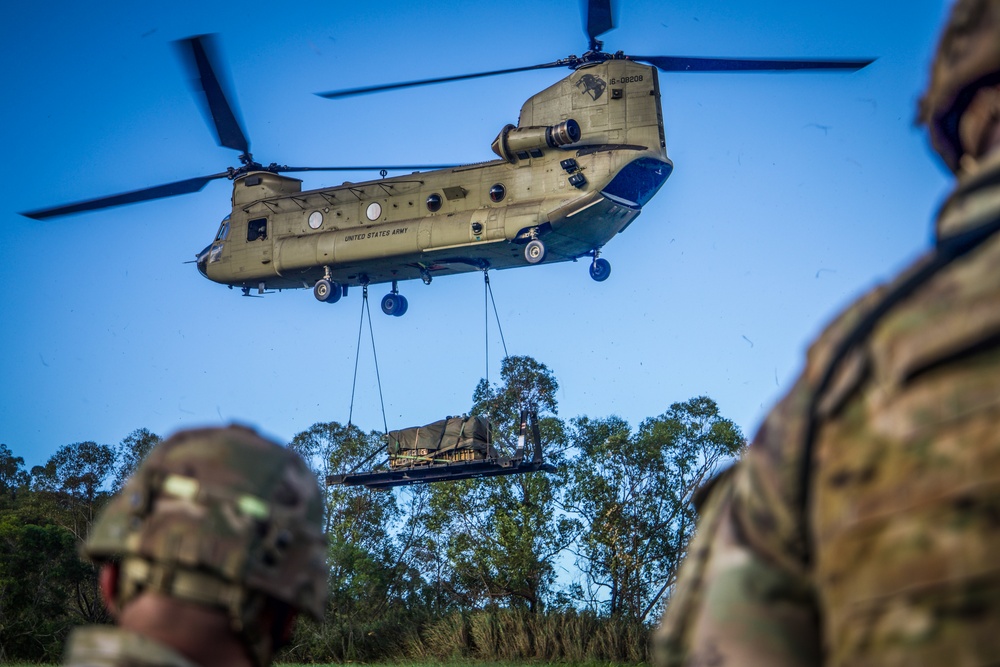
[491,118,581,163]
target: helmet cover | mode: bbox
[85,425,327,621]
[919,0,1000,171]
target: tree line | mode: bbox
[0,356,745,663]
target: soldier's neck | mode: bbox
[119,593,255,667]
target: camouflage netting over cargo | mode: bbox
[387,415,494,468]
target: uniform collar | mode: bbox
[937,150,1000,242]
[63,626,202,667]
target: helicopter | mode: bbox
[22,0,873,317]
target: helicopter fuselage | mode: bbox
[198,59,672,301]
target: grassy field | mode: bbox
[5,663,646,667]
[282,663,646,667]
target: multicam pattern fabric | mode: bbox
[655,153,1000,666]
[920,0,1000,172]
[85,425,327,621]
[63,626,200,667]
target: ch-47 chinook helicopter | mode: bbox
[23,0,873,317]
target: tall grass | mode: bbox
[7,610,649,666]
[281,609,651,664]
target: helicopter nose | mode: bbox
[195,244,212,277]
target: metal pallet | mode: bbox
[327,457,555,490]
[327,409,554,490]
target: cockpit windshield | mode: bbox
[215,215,231,242]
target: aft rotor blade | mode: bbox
[316,61,567,99]
[21,173,230,220]
[177,35,251,154]
[586,0,614,44]
[278,164,461,173]
[634,55,875,72]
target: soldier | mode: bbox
[63,425,327,667]
[655,1,1000,664]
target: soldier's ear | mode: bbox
[98,562,121,619]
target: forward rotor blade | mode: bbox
[21,173,230,220]
[634,55,875,72]
[177,35,251,154]
[316,61,567,99]
[586,0,614,44]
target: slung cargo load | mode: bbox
[328,410,555,489]
[387,415,494,468]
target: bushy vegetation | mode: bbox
[0,357,744,663]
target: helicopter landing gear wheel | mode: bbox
[381,293,408,316]
[313,279,341,303]
[589,257,611,282]
[524,239,546,264]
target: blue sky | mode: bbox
[3,0,952,468]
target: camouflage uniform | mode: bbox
[655,2,1000,664]
[64,626,200,667]
[63,425,327,667]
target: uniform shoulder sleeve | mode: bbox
[734,284,888,569]
[653,284,889,667]
[653,461,822,667]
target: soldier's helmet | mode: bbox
[85,425,327,628]
[920,0,1000,172]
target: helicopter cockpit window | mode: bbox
[426,194,442,212]
[214,215,231,242]
[247,218,268,242]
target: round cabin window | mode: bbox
[366,202,382,221]
[308,211,323,229]
[489,183,506,203]
[426,193,442,212]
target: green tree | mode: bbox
[112,428,161,491]
[0,440,118,660]
[287,422,440,662]
[288,422,415,658]
[0,444,29,507]
[27,441,115,626]
[0,519,93,661]
[422,356,575,613]
[567,396,745,623]
[30,441,115,540]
